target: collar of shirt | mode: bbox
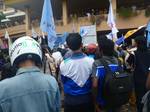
[71,52,86,59]
[16,67,41,76]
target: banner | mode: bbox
[80,25,97,46]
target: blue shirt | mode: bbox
[0,67,60,112]
[92,56,120,106]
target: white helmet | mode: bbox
[9,36,42,66]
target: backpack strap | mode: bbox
[99,58,113,85]
[99,58,114,99]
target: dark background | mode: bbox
[7,0,150,20]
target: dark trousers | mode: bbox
[64,102,94,112]
[136,95,144,112]
[135,86,146,112]
[99,105,121,112]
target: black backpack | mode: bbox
[100,58,133,109]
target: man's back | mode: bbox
[134,50,150,83]
[92,56,119,106]
[0,67,60,112]
[61,33,95,112]
[60,53,94,95]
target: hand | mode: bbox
[45,53,50,58]
[45,53,55,63]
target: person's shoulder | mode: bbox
[0,75,21,87]
[84,55,94,62]
[60,57,72,66]
[93,56,118,66]
[43,74,57,81]
[0,76,20,100]
[93,59,103,67]
[0,77,13,87]
[42,74,58,91]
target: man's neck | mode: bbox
[73,49,82,54]
[19,60,36,68]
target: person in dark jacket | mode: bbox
[92,36,122,112]
[142,67,150,112]
[131,36,150,112]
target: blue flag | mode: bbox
[146,21,150,47]
[54,32,69,47]
[40,0,56,49]
[115,35,125,45]
[147,32,150,47]
[146,21,150,32]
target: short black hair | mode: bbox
[134,36,148,51]
[98,36,115,56]
[66,33,82,51]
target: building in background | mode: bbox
[0,0,27,48]
[0,0,150,36]
[0,0,4,10]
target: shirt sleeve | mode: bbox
[92,61,98,78]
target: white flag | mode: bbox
[107,0,118,36]
[112,26,118,35]
[106,32,113,40]
[5,30,9,39]
[5,30,12,48]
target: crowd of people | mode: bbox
[0,33,149,112]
